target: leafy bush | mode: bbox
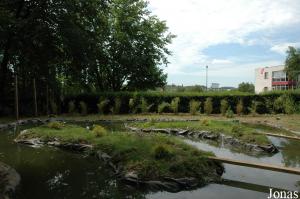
[204,97,213,115]
[47,121,64,129]
[112,97,122,114]
[189,100,201,115]
[236,99,243,115]
[225,108,234,118]
[92,125,107,137]
[220,99,229,116]
[248,100,261,116]
[79,101,87,115]
[153,145,173,160]
[128,98,135,113]
[283,94,296,114]
[170,97,180,114]
[140,97,153,113]
[158,102,171,114]
[201,119,210,126]
[68,100,76,114]
[97,98,110,114]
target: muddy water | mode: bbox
[0,122,299,199]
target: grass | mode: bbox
[131,120,270,145]
[17,123,221,182]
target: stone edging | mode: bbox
[0,162,20,199]
[125,125,279,154]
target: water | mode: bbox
[1,123,300,199]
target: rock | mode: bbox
[0,162,20,199]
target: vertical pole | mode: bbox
[206,65,208,91]
[46,84,49,115]
[15,74,19,121]
[33,78,37,116]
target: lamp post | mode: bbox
[206,65,208,91]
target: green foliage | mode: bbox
[112,97,122,114]
[238,82,255,93]
[236,99,244,115]
[79,101,87,115]
[153,145,174,160]
[248,101,260,116]
[170,97,180,114]
[157,102,171,114]
[92,125,107,137]
[97,98,110,114]
[204,97,213,115]
[189,100,201,115]
[128,98,136,113]
[140,97,152,113]
[274,94,296,114]
[220,99,229,116]
[201,119,210,126]
[285,46,300,87]
[47,121,64,129]
[231,125,244,137]
[225,108,234,118]
[68,101,76,114]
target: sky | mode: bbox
[148,0,300,87]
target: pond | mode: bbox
[0,122,300,199]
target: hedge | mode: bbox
[60,90,300,115]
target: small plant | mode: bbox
[158,102,171,114]
[47,121,64,129]
[128,98,135,113]
[92,125,107,137]
[68,101,76,114]
[204,97,213,115]
[201,119,210,126]
[283,94,296,114]
[153,144,173,160]
[79,101,87,115]
[231,125,243,137]
[140,97,153,113]
[236,99,243,115]
[225,107,234,118]
[113,97,122,114]
[220,99,229,116]
[97,98,110,114]
[189,100,201,115]
[248,100,260,116]
[170,97,180,114]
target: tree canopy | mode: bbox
[0,0,174,115]
[238,82,255,93]
[285,46,300,87]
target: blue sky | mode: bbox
[149,0,300,87]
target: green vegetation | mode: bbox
[225,108,234,118]
[220,99,229,116]
[189,100,201,115]
[68,101,77,114]
[236,99,244,115]
[132,120,270,145]
[238,82,255,93]
[97,98,110,114]
[285,46,300,88]
[158,102,171,114]
[17,123,221,182]
[79,101,88,115]
[204,98,213,115]
[92,125,108,137]
[170,97,180,114]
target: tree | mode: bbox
[238,82,255,93]
[285,46,300,88]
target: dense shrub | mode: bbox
[236,99,244,115]
[92,125,107,137]
[220,99,229,116]
[170,97,180,114]
[97,98,110,114]
[47,121,64,129]
[68,101,76,114]
[189,100,201,115]
[225,108,234,118]
[140,97,153,113]
[158,102,171,114]
[112,97,122,114]
[79,101,87,115]
[204,97,213,115]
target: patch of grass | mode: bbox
[17,124,220,182]
[132,120,270,145]
[92,125,107,137]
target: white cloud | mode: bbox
[211,59,233,64]
[270,42,300,55]
[149,0,300,75]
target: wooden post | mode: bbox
[15,74,19,121]
[33,78,37,116]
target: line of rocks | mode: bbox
[125,126,279,154]
[0,118,200,131]
[0,162,20,199]
[14,135,222,193]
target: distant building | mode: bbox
[220,86,236,91]
[255,65,297,93]
[211,83,220,90]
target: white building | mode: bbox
[255,65,297,93]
